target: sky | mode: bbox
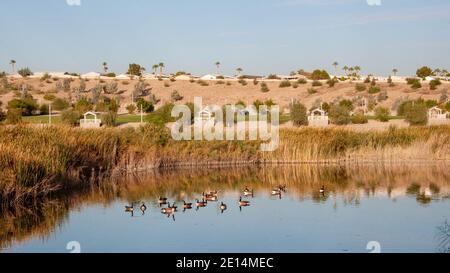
[0,0,449,76]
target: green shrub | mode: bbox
[416,66,433,79]
[6,108,22,124]
[411,81,422,89]
[253,79,259,85]
[307,88,317,94]
[43,94,56,101]
[126,104,136,114]
[136,98,154,113]
[102,111,117,127]
[127,63,143,76]
[297,78,307,84]
[39,104,49,115]
[17,67,33,77]
[267,74,280,80]
[368,86,381,94]
[260,82,270,93]
[74,97,93,113]
[279,80,291,88]
[290,100,308,126]
[292,82,299,89]
[364,76,371,84]
[404,103,428,126]
[40,73,51,82]
[329,104,351,125]
[339,99,354,111]
[429,79,441,90]
[146,103,176,125]
[105,72,116,77]
[61,109,81,126]
[310,69,330,80]
[355,83,366,92]
[374,106,390,122]
[312,80,323,87]
[7,97,38,116]
[52,98,70,111]
[351,112,368,124]
[326,78,337,88]
[377,91,388,102]
[238,79,248,86]
[216,80,225,85]
[197,80,209,86]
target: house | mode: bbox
[115,74,131,80]
[80,111,102,128]
[200,74,217,80]
[194,107,215,124]
[428,106,447,120]
[81,72,100,79]
[308,108,329,127]
[175,74,191,81]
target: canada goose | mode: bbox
[161,202,176,214]
[219,202,227,213]
[195,199,207,210]
[140,203,147,214]
[158,196,168,206]
[209,191,219,197]
[183,200,192,209]
[205,195,218,202]
[271,189,281,195]
[278,185,287,192]
[238,197,250,207]
[125,205,134,212]
[243,187,254,197]
[320,186,325,194]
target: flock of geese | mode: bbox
[124,185,326,220]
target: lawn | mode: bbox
[21,114,146,125]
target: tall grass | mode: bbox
[0,124,449,205]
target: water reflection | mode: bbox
[1,164,450,252]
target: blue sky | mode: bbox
[0,0,449,76]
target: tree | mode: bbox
[152,64,159,75]
[329,104,351,125]
[404,102,428,126]
[332,62,339,74]
[126,104,137,114]
[354,66,361,78]
[416,66,433,79]
[159,62,165,76]
[392,68,398,76]
[236,67,243,77]
[343,66,349,76]
[290,100,308,126]
[136,98,154,113]
[9,60,16,74]
[17,67,33,77]
[61,109,81,126]
[102,62,108,74]
[128,63,143,76]
[215,61,221,75]
[310,69,330,80]
[374,106,390,122]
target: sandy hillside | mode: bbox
[1,77,448,114]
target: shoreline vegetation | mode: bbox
[0,124,449,207]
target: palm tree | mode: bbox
[152,64,159,75]
[9,60,16,74]
[159,62,165,76]
[343,65,349,76]
[392,68,398,76]
[332,62,339,75]
[215,61,221,75]
[354,66,361,78]
[236,67,243,77]
[102,62,108,74]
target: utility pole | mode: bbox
[49,104,52,125]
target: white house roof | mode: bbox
[200,74,217,80]
[115,74,131,80]
[175,75,191,80]
[81,72,101,79]
[310,108,327,115]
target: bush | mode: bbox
[128,63,143,76]
[416,66,433,79]
[105,72,116,77]
[104,82,118,94]
[364,76,371,84]
[307,88,317,94]
[238,79,248,86]
[61,109,80,126]
[40,73,51,82]
[267,74,280,80]
[39,104,49,115]
[17,67,33,77]
[368,86,381,94]
[136,98,154,113]
[404,103,428,126]
[310,69,330,80]
[377,91,388,102]
[339,99,354,111]
[411,81,422,89]
[102,111,117,127]
[292,82,299,89]
[74,97,93,113]
[43,94,56,101]
[260,82,270,93]
[253,79,259,85]
[429,79,441,90]
[329,104,351,125]
[326,78,337,88]
[140,123,171,146]
[290,100,308,126]
[355,83,366,92]
[311,80,322,87]
[197,80,209,86]
[126,104,136,114]
[5,108,22,124]
[406,78,420,85]
[164,82,170,88]
[297,78,307,84]
[52,98,70,111]
[146,103,176,125]
[215,80,225,85]
[7,97,38,116]
[279,80,291,88]
[351,112,368,124]
[171,90,183,102]
[374,106,390,122]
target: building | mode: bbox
[308,108,329,127]
[81,72,101,79]
[200,74,217,80]
[428,106,447,120]
[80,111,102,128]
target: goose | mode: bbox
[271,189,281,195]
[205,195,218,202]
[140,203,147,213]
[161,202,176,214]
[238,197,250,207]
[243,187,254,197]
[183,200,193,210]
[209,191,219,197]
[124,205,134,212]
[196,199,207,209]
[278,185,287,192]
[320,186,325,194]
[158,196,168,206]
[219,202,227,213]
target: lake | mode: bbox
[1,164,450,253]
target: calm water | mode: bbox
[1,165,450,253]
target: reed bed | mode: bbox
[0,124,449,205]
